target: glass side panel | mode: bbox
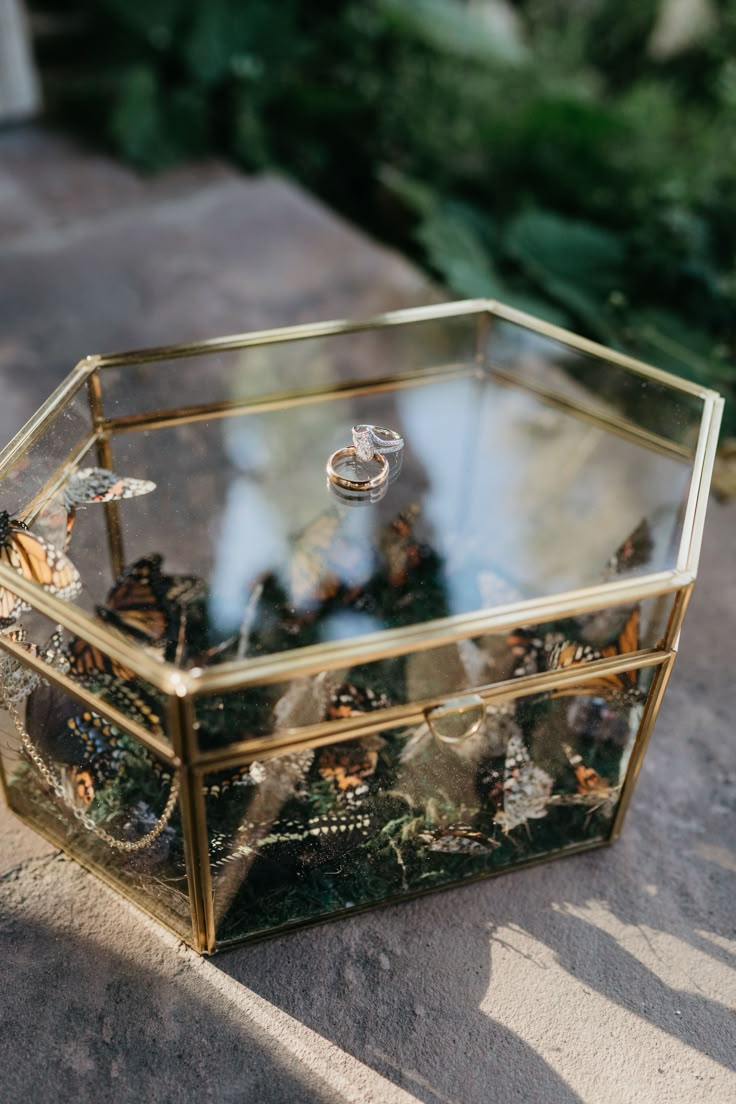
[193,593,673,751]
[206,664,657,945]
[99,315,479,419]
[489,320,705,449]
[0,683,190,940]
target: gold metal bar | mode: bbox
[0,632,178,763]
[487,300,718,400]
[212,835,612,952]
[191,571,690,696]
[489,365,694,462]
[675,396,714,573]
[181,698,216,954]
[0,358,98,479]
[609,653,677,839]
[0,562,190,695]
[166,691,206,954]
[661,583,694,650]
[95,300,489,367]
[17,429,101,525]
[195,649,669,770]
[104,362,479,436]
[680,396,724,575]
[87,370,125,578]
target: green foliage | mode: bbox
[32,0,736,431]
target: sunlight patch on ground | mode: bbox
[482,920,735,1104]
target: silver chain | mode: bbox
[0,688,180,853]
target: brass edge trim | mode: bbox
[682,396,724,576]
[88,370,125,578]
[0,359,98,479]
[609,654,676,839]
[676,395,715,572]
[486,300,718,400]
[3,804,194,948]
[212,835,612,953]
[0,562,190,695]
[104,362,479,435]
[489,365,693,462]
[191,571,689,695]
[195,649,669,770]
[166,693,206,954]
[17,429,102,524]
[182,704,217,954]
[0,632,177,762]
[95,301,489,366]
[662,584,694,650]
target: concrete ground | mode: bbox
[0,130,734,1104]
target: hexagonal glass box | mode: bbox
[0,300,722,953]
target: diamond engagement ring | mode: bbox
[352,424,404,461]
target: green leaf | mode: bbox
[416,204,500,297]
[378,0,528,64]
[627,309,736,388]
[504,208,625,333]
[416,202,568,324]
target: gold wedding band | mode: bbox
[326,446,389,491]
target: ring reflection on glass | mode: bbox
[326,476,388,507]
[352,424,404,462]
[326,446,389,492]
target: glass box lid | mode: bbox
[0,301,722,693]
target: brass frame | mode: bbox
[0,299,723,954]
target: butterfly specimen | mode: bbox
[506,608,641,703]
[96,554,203,649]
[326,682,390,720]
[546,608,641,703]
[493,732,554,834]
[0,626,68,706]
[420,823,499,854]
[66,635,137,683]
[316,739,382,801]
[546,743,621,822]
[63,467,156,509]
[0,510,82,629]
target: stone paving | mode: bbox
[0,130,734,1104]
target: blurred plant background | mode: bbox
[28,0,736,437]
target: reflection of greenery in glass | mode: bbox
[33,0,736,429]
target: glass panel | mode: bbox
[193,592,672,751]
[99,315,478,419]
[488,319,705,449]
[0,680,190,940]
[207,664,656,945]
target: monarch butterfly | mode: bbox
[96,554,200,645]
[67,635,137,683]
[0,510,82,629]
[63,467,156,509]
[547,607,641,701]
